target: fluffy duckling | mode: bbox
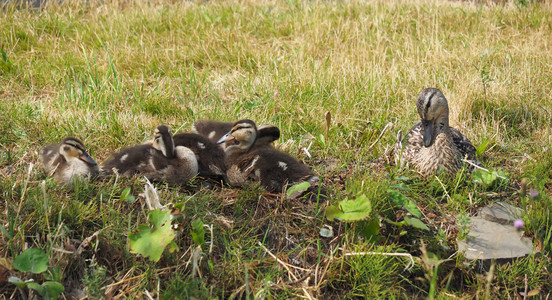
[40,137,99,185]
[217,119,318,192]
[192,120,280,149]
[172,132,226,177]
[394,88,476,177]
[101,125,198,184]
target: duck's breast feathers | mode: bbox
[404,122,424,149]
[450,127,476,160]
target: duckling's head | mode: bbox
[416,88,450,147]
[60,137,97,166]
[152,125,176,158]
[217,119,257,152]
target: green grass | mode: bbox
[1,0,551,298]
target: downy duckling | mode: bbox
[40,137,99,185]
[172,132,226,177]
[101,125,198,184]
[394,88,476,177]
[192,120,280,149]
[217,119,318,193]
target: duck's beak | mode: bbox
[79,152,98,166]
[422,120,434,147]
[217,132,235,144]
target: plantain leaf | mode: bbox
[13,248,48,274]
[404,216,429,231]
[325,194,371,222]
[129,209,176,262]
[286,181,311,199]
[191,218,205,248]
[388,189,422,218]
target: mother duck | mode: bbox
[395,88,476,177]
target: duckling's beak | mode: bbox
[79,152,98,166]
[216,132,235,144]
[422,120,434,147]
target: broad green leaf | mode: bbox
[358,218,380,242]
[8,277,33,288]
[472,169,497,186]
[325,194,372,222]
[28,281,64,300]
[191,219,205,248]
[41,281,65,299]
[388,190,422,218]
[13,248,48,274]
[325,205,343,221]
[120,187,131,201]
[129,209,175,262]
[404,216,429,231]
[286,181,311,198]
[27,282,45,295]
[124,195,136,203]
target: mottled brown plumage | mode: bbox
[217,119,317,192]
[395,88,476,177]
[40,137,99,185]
[101,125,198,184]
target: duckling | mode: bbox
[217,119,318,193]
[101,125,198,184]
[40,137,99,185]
[394,88,476,177]
[192,120,280,149]
[172,132,226,177]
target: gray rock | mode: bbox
[457,217,533,261]
[478,202,523,225]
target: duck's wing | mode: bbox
[40,143,62,174]
[450,127,476,161]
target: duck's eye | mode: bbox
[63,146,70,152]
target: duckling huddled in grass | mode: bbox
[101,125,198,184]
[40,137,99,185]
[192,120,281,150]
[395,88,476,177]
[217,119,318,192]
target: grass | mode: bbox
[1,0,551,298]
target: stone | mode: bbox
[457,217,533,261]
[478,202,523,225]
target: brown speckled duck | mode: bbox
[40,137,99,185]
[395,88,476,177]
[101,125,198,184]
[192,120,280,149]
[217,119,318,192]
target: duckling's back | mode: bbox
[173,133,226,177]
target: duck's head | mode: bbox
[217,119,257,152]
[60,137,97,166]
[416,88,450,147]
[152,125,176,158]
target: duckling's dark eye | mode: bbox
[63,146,70,152]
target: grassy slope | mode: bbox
[1,0,551,298]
